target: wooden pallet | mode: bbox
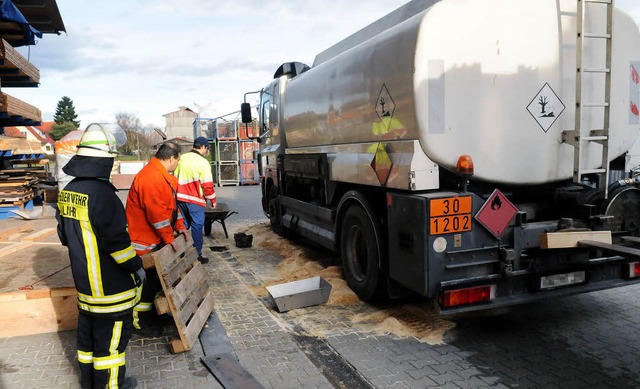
[146,234,214,353]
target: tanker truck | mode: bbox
[240,0,640,314]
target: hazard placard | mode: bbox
[475,189,518,238]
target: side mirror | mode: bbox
[241,103,252,123]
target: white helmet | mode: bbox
[76,123,126,158]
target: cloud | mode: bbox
[10,0,640,129]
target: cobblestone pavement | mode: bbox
[1,185,640,388]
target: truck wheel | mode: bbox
[267,186,284,234]
[340,206,382,301]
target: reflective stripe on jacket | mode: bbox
[56,177,142,316]
[175,151,216,206]
[126,157,186,256]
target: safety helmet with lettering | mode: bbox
[76,123,126,158]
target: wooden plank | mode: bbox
[163,250,198,288]
[154,295,170,315]
[149,234,190,272]
[22,227,57,242]
[0,242,31,257]
[180,291,215,351]
[0,287,77,337]
[141,252,155,270]
[170,262,206,308]
[175,283,210,327]
[0,243,73,293]
[540,231,612,249]
[0,222,34,240]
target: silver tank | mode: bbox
[281,0,640,185]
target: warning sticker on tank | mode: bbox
[526,83,565,133]
[630,62,640,124]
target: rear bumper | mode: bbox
[438,257,640,315]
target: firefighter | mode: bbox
[126,141,188,332]
[174,137,217,264]
[56,125,142,389]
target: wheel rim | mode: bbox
[346,224,368,282]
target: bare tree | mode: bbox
[115,112,150,159]
[538,96,549,114]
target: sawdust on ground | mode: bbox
[245,223,359,306]
[352,305,456,345]
[241,223,455,344]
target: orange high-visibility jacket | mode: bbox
[126,157,186,255]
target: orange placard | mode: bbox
[430,196,472,217]
[430,214,472,235]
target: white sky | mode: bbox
[8,0,640,130]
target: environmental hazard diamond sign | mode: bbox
[376,83,396,130]
[526,83,565,133]
[475,189,518,238]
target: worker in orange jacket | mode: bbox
[126,141,188,331]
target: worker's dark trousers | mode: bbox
[76,311,133,389]
[133,271,162,329]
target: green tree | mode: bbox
[53,96,80,127]
[50,122,78,141]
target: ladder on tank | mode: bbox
[562,0,614,198]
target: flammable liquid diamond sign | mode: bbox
[475,189,518,239]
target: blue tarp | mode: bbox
[0,0,42,46]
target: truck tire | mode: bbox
[340,205,382,301]
[267,185,285,235]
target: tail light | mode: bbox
[439,284,496,308]
[626,262,640,278]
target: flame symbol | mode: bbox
[490,196,502,210]
[633,65,640,85]
[632,101,639,117]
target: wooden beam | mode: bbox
[0,287,77,337]
[540,231,612,249]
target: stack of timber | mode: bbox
[0,38,40,87]
[143,234,215,353]
[0,136,48,208]
[0,173,38,206]
[0,220,77,338]
[0,93,41,124]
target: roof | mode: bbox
[163,106,197,117]
[2,125,53,143]
[24,125,52,143]
[3,126,25,138]
[37,121,53,134]
[0,0,65,48]
[13,0,65,35]
[151,128,166,139]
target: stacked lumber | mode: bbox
[0,174,38,206]
[0,92,42,123]
[0,38,40,86]
[0,136,43,157]
[0,137,49,208]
